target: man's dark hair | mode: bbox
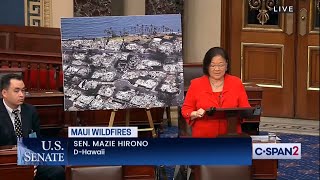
[0,73,23,91]
[202,47,230,76]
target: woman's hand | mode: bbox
[190,108,206,120]
[34,166,37,177]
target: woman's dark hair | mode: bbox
[203,47,230,76]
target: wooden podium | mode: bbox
[191,107,265,180]
[0,145,34,180]
[206,107,256,137]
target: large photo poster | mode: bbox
[61,14,183,111]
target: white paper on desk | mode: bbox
[250,135,281,142]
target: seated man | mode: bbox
[0,73,65,180]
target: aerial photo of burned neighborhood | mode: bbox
[61,15,184,111]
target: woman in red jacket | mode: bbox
[181,47,251,138]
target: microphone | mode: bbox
[205,107,216,116]
[253,105,262,116]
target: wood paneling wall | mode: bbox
[0,25,61,53]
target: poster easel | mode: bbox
[108,108,157,138]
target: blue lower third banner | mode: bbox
[18,138,252,166]
[17,138,68,166]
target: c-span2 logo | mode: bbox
[253,143,301,159]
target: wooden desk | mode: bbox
[0,146,34,180]
[66,166,155,180]
[191,158,277,179]
[252,159,278,179]
[252,140,278,179]
[123,166,156,180]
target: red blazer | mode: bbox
[181,74,250,137]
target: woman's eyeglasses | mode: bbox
[209,64,225,69]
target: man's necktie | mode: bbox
[12,109,23,138]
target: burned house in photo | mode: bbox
[61,15,184,111]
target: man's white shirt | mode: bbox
[3,99,22,129]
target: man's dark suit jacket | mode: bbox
[0,99,65,180]
[0,98,40,146]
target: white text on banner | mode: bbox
[68,127,138,138]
